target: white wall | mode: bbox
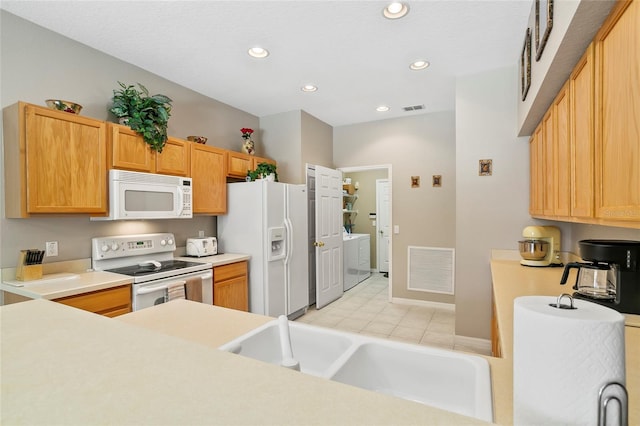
[334,112,456,303]
[0,11,258,267]
[455,66,531,339]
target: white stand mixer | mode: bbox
[519,226,562,267]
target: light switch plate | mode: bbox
[393,225,400,234]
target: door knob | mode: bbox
[313,241,325,247]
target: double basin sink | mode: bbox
[219,319,493,422]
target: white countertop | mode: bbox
[1,299,487,425]
[1,253,250,301]
[0,270,132,300]
[175,252,250,267]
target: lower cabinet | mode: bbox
[213,261,248,312]
[491,297,502,358]
[54,285,132,317]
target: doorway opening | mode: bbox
[338,164,392,301]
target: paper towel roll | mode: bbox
[513,296,625,426]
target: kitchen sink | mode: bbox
[218,320,353,377]
[219,319,493,422]
[327,341,493,422]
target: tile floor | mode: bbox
[296,272,490,356]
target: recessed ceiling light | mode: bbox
[383,2,409,19]
[376,105,390,112]
[248,47,269,58]
[410,60,430,70]
[301,84,318,92]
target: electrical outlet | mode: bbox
[45,241,58,257]
[198,230,205,238]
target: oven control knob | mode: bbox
[101,244,110,253]
[111,243,119,251]
[160,239,167,246]
[167,238,174,246]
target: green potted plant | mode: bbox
[247,162,278,182]
[109,81,172,153]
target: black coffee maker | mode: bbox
[560,239,640,315]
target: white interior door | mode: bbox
[376,179,390,273]
[314,165,343,309]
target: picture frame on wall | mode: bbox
[535,0,553,61]
[520,28,531,101]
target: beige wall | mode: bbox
[455,67,531,339]
[301,111,333,176]
[259,110,303,183]
[334,112,456,304]
[343,170,388,269]
[260,109,333,184]
[0,11,258,267]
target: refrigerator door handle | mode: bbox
[283,218,293,266]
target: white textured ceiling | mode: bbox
[1,0,532,127]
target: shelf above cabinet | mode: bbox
[343,209,358,214]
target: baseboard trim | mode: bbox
[391,297,455,312]
[454,335,492,352]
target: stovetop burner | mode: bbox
[105,260,205,277]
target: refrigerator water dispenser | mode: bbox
[268,227,286,261]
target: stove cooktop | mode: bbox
[105,260,205,277]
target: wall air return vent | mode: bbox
[402,104,425,112]
[407,246,454,295]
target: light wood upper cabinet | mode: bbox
[570,44,595,219]
[108,123,190,176]
[227,151,277,179]
[529,125,544,216]
[542,110,555,216]
[156,137,191,176]
[554,82,571,217]
[529,0,639,228]
[3,102,107,217]
[190,144,227,214]
[227,151,252,178]
[594,0,640,222]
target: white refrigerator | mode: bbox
[217,181,309,319]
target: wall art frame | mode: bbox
[520,27,531,101]
[432,175,442,187]
[479,159,493,176]
[411,176,420,188]
[535,0,553,61]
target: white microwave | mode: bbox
[92,170,192,221]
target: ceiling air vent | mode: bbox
[403,104,425,112]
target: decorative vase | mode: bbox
[242,138,255,155]
[119,116,130,125]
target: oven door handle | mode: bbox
[135,280,186,295]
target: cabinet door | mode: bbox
[570,44,595,218]
[213,261,248,311]
[594,0,640,221]
[156,137,190,176]
[54,285,131,317]
[529,126,544,216]
[227,151,252,178]
[542,110,555,216]
[109,123,155,172]
[554,82,571,217]
[190,144,227,214]
[214,276,249,312]
[24,104,107,213]
[252,156,276,169]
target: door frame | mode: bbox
[337,164,392,302]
